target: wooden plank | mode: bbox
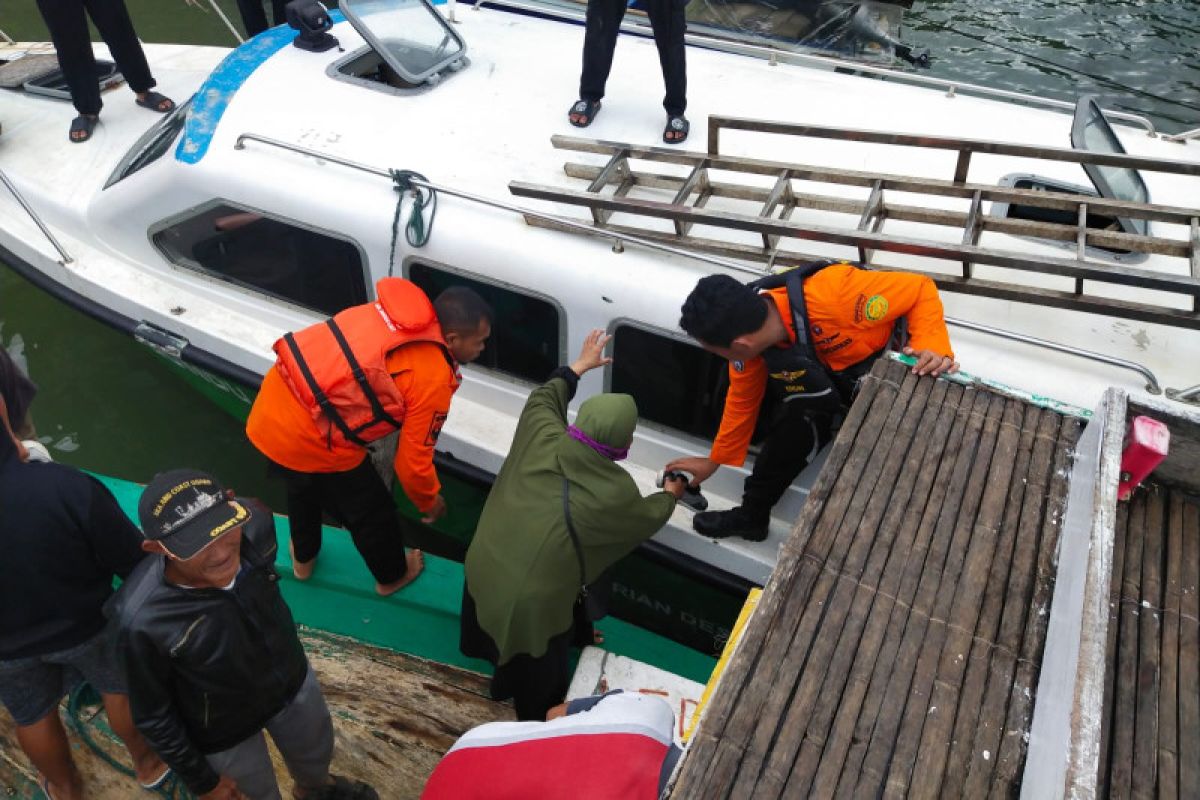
[1097,500,1130,800]
[939,401,1039,792]
[1108,492,1148,799]
[720,368,915,795]
[521,215,1200,331]
[957,409,1062,797]
[759,170,792,250]
[1158,491,1185,800]
[1131,488,1165,796]
[552,134,1200,223]
[1191,217,1199,279]
[1178,498,1200,798]
[794,380,956,796]
[831,384,975,797]
[988,416,1082,797]
[509,181,1200,298]
[703,117,1200,178]
[745,375,935,797]
[670,159,709,237]
[882,393,1010,797]
[851,389,995,796]
[670,364,897,797]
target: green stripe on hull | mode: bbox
[97,474,717,685]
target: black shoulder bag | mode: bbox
[561,478,612,622]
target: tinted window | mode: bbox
[611,324,729,441]
[409,262,559,383]
[153,204,368,315]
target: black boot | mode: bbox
[692,506,769,542]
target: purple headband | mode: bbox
[567,425,629,462]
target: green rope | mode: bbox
[66,684,193,799]
[387,169,437,275]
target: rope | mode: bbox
[388,169,437,275]
[66,684,194,799]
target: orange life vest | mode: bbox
[273,278,452,449]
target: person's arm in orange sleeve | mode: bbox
[665,357,767,486]
[392,358,454,523]
[851,269,958,376]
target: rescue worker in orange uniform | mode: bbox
[246,280,492,594]
[667,261,958,541]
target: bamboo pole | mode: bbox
[1131,487,1165,796]
[1177,498,1199,797]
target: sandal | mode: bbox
[568,99,601,128]
[663,114,689,144]
[68,114,97,143]
[135,91,175,113]
[139,766,172,790]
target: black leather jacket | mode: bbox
[110,501,308,796]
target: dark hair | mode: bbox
[679,274,768,347]
[434,286,494,334]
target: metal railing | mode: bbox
[1166,384,1200,403]
[1164,127,1200,144]
[945,317,1161,394]
[0,168,73,265]
[0,27,14,44]
[234,132,1166,395]
[469,0,1158,136]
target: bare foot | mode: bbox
[593,629,605,645]
[290,540,315,581]
[376,549,424,596]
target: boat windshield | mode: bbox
[1071,96,1150,236]
[341,0,466,84]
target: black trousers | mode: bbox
[460,586,593,721]
[271,457,408,585]
[236,0,289,38]
[579,0,687,116]
[740,400,836,520]
[35,0,156,116]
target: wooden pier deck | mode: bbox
[1098,485,1200,799]
[672,358,1083,798]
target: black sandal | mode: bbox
[136,90,175,113]
[663,114,689,144]
[568,99,601,128]
[68,114,97,143]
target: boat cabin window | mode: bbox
[408,262,561,383]
[152,204,368,315]
[993,175,1142,259]
[341,0,467,86]
[610,324,729,441]
[1070,95,1150,237]
[105,98,190,189]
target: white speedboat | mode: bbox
[1,0,1198,628]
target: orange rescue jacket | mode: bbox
[274,278,452,450]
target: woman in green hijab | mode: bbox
[460,330,688,720]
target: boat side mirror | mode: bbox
[286,0,340,53]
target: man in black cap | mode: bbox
[111,469,378,800]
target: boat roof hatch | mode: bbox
[341,0,467,86]
[1071,94,1151,237]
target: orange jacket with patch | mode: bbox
[709,265,953,466]
[247,341,460,513]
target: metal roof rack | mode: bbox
[508,116,1200,330]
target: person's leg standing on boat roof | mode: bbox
[33,0,174,142]
[643,0,687,136]
[575,0,626,120]
[235,0,289,38]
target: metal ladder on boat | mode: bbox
[508,116,1200,331]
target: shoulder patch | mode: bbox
[732,361,745,373]
[864,294,889,321]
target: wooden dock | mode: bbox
[1098,485,1200,799]
[672,358,1083,798]
[0,628,513,799]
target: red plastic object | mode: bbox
[1118,416,1170,501]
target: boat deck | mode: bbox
[1099,484,1200,798]
[671,358,1083,797]
[0,628,513,799]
